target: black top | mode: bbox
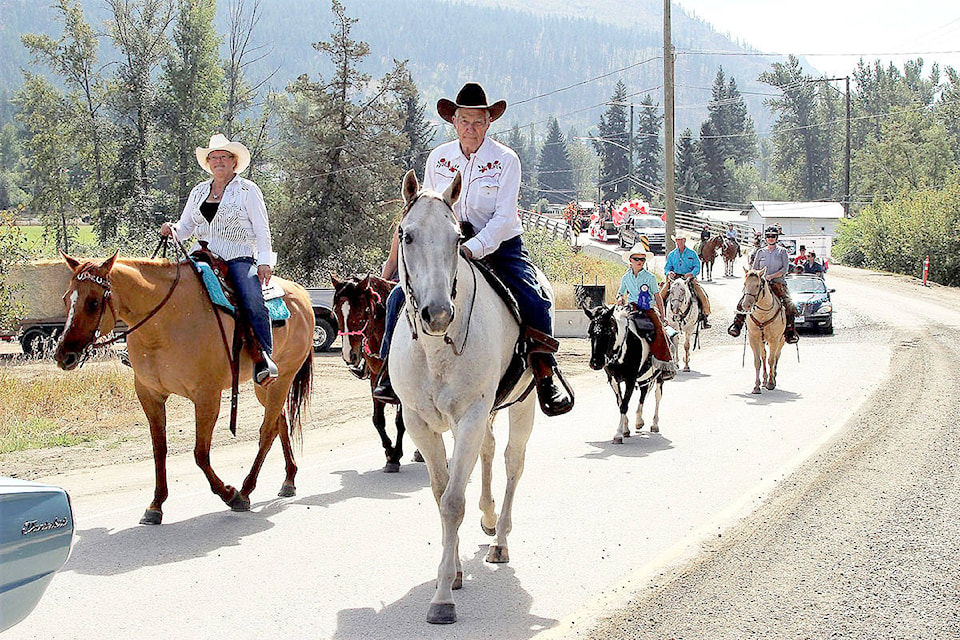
[199,200,219,222]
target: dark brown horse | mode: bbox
[55,254,314,524]
[699,236,723,281]
[331,274,410,473]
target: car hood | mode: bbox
[792,293,829,305]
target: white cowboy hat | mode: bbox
[671,234,687,242]
[622,244,655,264]
[195,133,251,175]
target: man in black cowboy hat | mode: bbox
[374,81,574,417]
[728,225,800,344]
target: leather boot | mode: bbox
[372,363,400,404]
[524,327,574,417]
[784,312,800,344]
[700,313,711,329]
[254,351,279,386]
[728,313,746,337]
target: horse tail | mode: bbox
[286,350,313,447]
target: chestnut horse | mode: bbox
[331,274,409,473]
[722,238,739,277]
[55,254,314,524]
[698,236,723,281]
[737,267,786,394]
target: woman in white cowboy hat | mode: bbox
[160,133,279,385]
[617,242,676,378]
[374,81,574,417]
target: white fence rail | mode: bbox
[653,208,755,250]
[519,209,576,246]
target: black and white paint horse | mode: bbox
[583,303,670,444]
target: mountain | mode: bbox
[0,0,792,137]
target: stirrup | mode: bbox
[785,328,800,344]
[254,353,279,386]
[372,369,400,405]
[728,318,743,337]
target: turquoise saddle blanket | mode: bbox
[193,261,290,321]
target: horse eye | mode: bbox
[86,298,100,312]
[402,230,412,244]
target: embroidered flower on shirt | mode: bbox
[477,160,501,174]
[436,157,459,172]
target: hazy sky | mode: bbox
[676,0,960,77]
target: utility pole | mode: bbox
[663,0,676,251]
[844,76,851,217]
[629,103,635,194]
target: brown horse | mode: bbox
[55,253,314,524]
[699,236,723,281]
[722,238,739,278]
[331,274,409,473]
[737,267,786,394]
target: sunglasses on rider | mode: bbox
[630,256,646,262]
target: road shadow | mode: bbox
[66,498,289,577]
[332,546,556,639]
[294,463,429,509]
[582,433,674,459]
[669,369,710,382]
[731,389,802,405]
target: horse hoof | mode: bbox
[140,509,163,525]
[278,483,296,498]
[413,450,424,463]
[752,388,761,395]
[486,544,509,563]
[383,462,401,473]
[612,436,624,445]
[481,519,496,536]
[227,491,251,512]
[650,425,660,434]
[453,571,463,590]
[683,365,691,372]
[426,602,457,625]
[766,382,776,390]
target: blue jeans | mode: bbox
[227,257,272,354]
[379,235,552,359]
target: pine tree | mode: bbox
[697,120,728,206]
[157,0,224,212]
[594,80,630,202]
[633,94,662,201]
[676,127,702,209]
[396,69,435,180]
[276,0,408,281]
[537,117,574,204]
[507,123,537,207]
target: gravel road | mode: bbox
[574,267,960,639]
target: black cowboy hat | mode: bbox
[437,82,507,123]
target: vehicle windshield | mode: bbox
[786,276,827,294]
[634,216,665,229]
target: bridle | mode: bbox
[397,194,477,356]
[68,260,182,363]
[668,280,695,326]
[737,274,773,314]
[337,286,384,359]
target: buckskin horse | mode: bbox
[699,235,723,282]
[389,169,542,625]
[738,267,786,394]
[331,274,409,473]
[55,253,314,524]
[583,302,668,443]
[722,237,739,278]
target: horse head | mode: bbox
[55,252,119,371]
[584,304,617,370]
[666,277,691,316]
[738,267,767,313]
[332,274,371,375]
[398,168,462,336]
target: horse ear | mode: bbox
[443,170,462,206]
[743,266,749,274]
[358,274,370,290]
[99,250,118,273]
[331,274,342,288]
[61,251,81,272]
[402,169,419,206]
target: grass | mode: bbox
[0,363,138,454]
[17,224,96,250]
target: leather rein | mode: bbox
[739,277,783,334]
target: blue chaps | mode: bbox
[380,235,552,359]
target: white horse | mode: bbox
[664,278,700,372]
[390,169,539,625]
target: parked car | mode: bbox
[785,274,835,334]
[307,287,337,351]
[0,478,75,632]
[618,214,666,253]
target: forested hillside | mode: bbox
[0,0,780,134]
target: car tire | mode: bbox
[822,322,834,335]
[20,328,50,357]
[313,318,336,352]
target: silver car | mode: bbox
[0,478,75,632]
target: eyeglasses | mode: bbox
[208,154,235,162]
[630,256,646,262]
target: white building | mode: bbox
[746,201,844,237]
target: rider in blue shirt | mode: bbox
[663,235,711,328]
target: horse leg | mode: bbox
[767,340,784,390]
[135,379,169,525]
[750,335,764,394]
[239,383,291,502]
[191,394,244,510]
[372,398,399,473]
[391,405,406,471]
[276,412,298,497]
[649,379,663,433]
[612,378,631,444]
[683,331,691,371]
[428,405,487,625]
[487,397,535,565]
[479,419,497,537]
[634,384,648,432]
